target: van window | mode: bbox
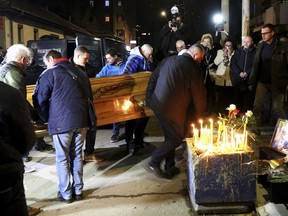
[76,37,103,72]
[103,38,128,61]
[27,39,67,68]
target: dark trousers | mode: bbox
[206,83,216,116]
[253,82,286,126]
[125,117,149,145]
[112,122,120,134]
[234,86,255,111]
[0,177,28,216]
[150,114,184,171]
[84,128,96,155]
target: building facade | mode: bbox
[0,0,138,49]
[250,0,288,42]
[0,0,94,49]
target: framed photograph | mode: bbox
[270,119,288,155]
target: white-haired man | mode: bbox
[0,44,40,214]
[0,44,30,98]
[0,44,32,163]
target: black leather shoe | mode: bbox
[135,141,150,149]
[145,163,171,179]
[129,147,136,155]
[166,167,180,178]
[35,143,53,151]
[73,192,83,201]
[127,140,136,155]
[57,192,73,204]
[23,156,31,162]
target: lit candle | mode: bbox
[194,128,199,144]
[217,121,222,145]
[231,128,234,148]
[209,118,213,145]
[192,124,195,138]
[199,119,203,140]
[243,123,247,149]
[204,126,208,145]
[244,129,248,150]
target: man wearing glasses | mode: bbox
[249,23,288,130]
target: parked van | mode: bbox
[27,35,128,73]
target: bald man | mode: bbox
[145,44,207,179]
[123,44,153,74]
[122,44,154,155]
[176,40,187,55]
[230,36,256,111]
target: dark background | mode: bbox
[135,0,242,47]
[26,0,242,48]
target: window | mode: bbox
[105,16,110,22]
[117,15,123,22]
[105,0,109,7]
[118,1,122,6]
[33,28,39,40]
[17,24,23,43]
[90,0,94,7]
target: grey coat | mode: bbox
[0,61,27,98]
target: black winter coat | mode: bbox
[146,53,207,124]
[33,59,93,135]
[230,46,256,86]
[0,82,36,189]
[24,59,45,85]
[249,39,288,91]
[69,57,97,78]
[160,23,186,56]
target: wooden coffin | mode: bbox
[26,72,154,136]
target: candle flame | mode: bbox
[190,118,251,156]
[122,99,133,111]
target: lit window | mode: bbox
[105,16,110,22]
[90,0,94,7]
[105,0,109,7]
[118,1,122,6]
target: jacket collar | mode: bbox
[54,58,69,65]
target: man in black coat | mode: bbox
[160,13,187,57]
[0,81,36,215]
[24,48,53,152]
[70,45,103,162]
[248,23,288,127]
[230,36,256,111]
[145,44,207,179]
[33,50,94,203]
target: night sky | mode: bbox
[26,0,242,47]
[134,0,242,47]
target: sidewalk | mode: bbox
[24,117,288,216]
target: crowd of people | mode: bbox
[0,22,288,214]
